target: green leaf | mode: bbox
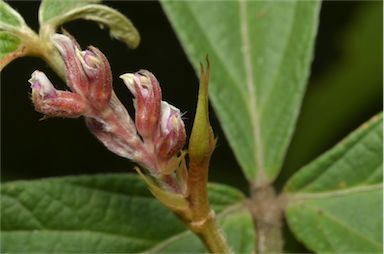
[1,174,254,253]
[38,0,100,24]
[0,0,26,30]
[0,32,21,59]
[39,1,140,48]
[161,0,321,182]
[284,114,383,253]
[0,31,23,69]
[0,2,32,70]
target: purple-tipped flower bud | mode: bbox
[156,101,186,160]
[121,70,161,139]
[29,70,57,99]
[29,71,88,118]
[52,34,112,111]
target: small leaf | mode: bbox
[39,1,140,49]
[0,0,26,30]
[38,0,100,24]
[0,32,24,69]
[161,0,321,182]
[1,174,253,253]
[284,114,383,253]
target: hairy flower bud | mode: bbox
[120,70,161,139]
[28,33,187,184]
[156,101,186,160]
[52,34,112,111]
[29,71,88,118]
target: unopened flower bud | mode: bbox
[29,70,57,99]
[52,34,112,111]
[120,70,161,139]
[156,101,186,160]
[29,71,88,118]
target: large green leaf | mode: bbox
[1,174,255,253]
[284,114,383,253]
[39,0,140,48]
[161,0,321,182]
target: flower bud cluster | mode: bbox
[29,33,186,181]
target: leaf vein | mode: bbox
[2,193,45,229]
[303,203,382,248]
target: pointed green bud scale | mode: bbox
[135,167,189,212]
[188,56,215,163]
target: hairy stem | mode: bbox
[186,152,232,253]
[11,26,66,79]
[249,183,284,253]
[191,210,232,253]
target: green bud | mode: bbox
[188,56,215,163]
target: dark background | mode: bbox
[1,1,382,251]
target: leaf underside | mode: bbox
[1,174,255,253]
[285,114,383,253]
[0,31,21,59]
[38,0,101,24]
[39,0,140,49]
[0,0,26,67]
[161,0,321,182]
[0,0,25,29]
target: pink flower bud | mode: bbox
[156,101,186,160]
[29,71,88,118]
[52,34,112,111]
[120,70,161,139]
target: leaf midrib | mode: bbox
[239,0,265,180]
